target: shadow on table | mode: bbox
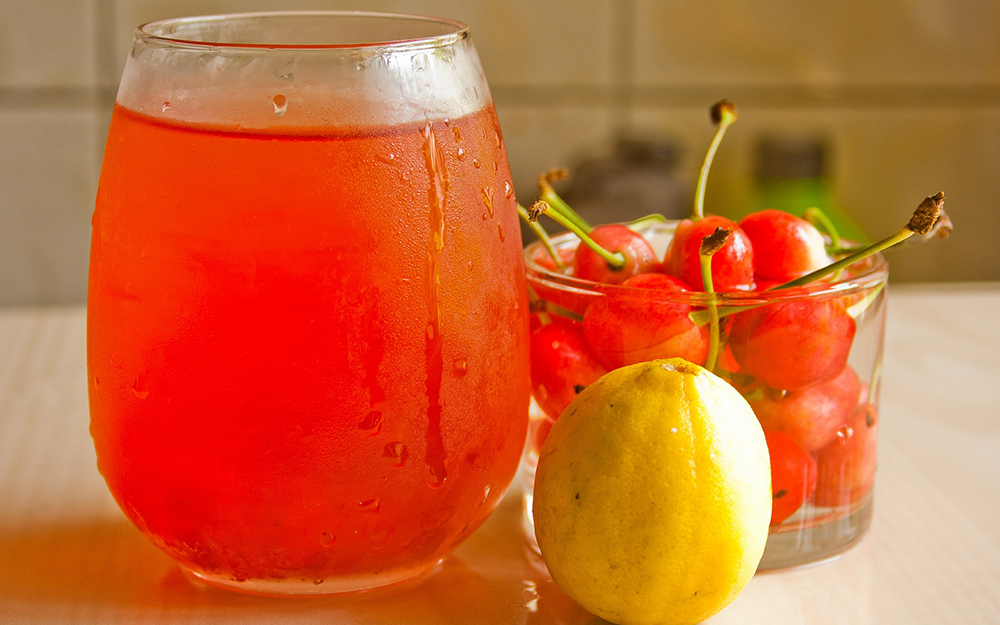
[0,517,604,624]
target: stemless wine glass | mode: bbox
[88,12,529,594]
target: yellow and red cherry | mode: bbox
[573,224,659,285]
[529,322,607,421]
[751,366,861,451]
[738,209,831,282]
[666,216,756,291]
[764,431,818,526]
[812,402,878,507]
[581,273,708,369]
[728,298,856,391]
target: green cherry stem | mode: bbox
[518,203,565,269]
[699,227,731,372]
[538,169,592,234]
[627,213,668,231]
[803,207,842,250]
[692,100,738,221]
[688,192,947,327]
[528,201,626,268]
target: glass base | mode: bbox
[181,558,444,596]
[521,458,873,572]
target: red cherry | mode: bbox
[764,431,818,526]
[666,216,755,291]
[813,403,878,507]
[574,224,659,285]
[750,366,861,452]
[738,209,830,282]
[729,298,856,391]
[582,273,708,369]
[529,323,607,420]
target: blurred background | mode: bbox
[1,0,997,305]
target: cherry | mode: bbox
[728,297,856,391]
[529,322,607,421]
[573,224,659,285]
[582,273,708,369]
[667,216,755,293]
[813,402,878,507]
[750,366,861,451]
[764,431,818,526]
[738,209,830,282]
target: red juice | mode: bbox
[88,103,529,588]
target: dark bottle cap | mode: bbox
[756,138,827,180]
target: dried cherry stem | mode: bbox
[700,227,731,371]
[518,203,565,269]
[537,169,592,234]
[688,192,948,326]
[692,100,738,221]
[528,201,626,268]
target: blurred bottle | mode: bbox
[560,136,689,226]
[748,138,868,243]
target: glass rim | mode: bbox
[136,11,470,52]
[524,220,889,303]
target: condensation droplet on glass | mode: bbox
[481,186,494,218]
[272,94,288,117]
[358,498,380,513]
[376,152,399,166]
[382,441,409,467]
[320,532,336,547]
[456,146,466,160]
[498,223,505,242]
[472,158,481,169]
[443,117,451,126]
[161,101,171,113]
[482,213,488,221]
[453,358,468,376]
[426,466,446,489]
[131,376,149,400]
[452,127,462,142]
[836,425,854,444]
[313,578,324,585]
[504,180,513,199]
[93,376,100,387]
[358,410,382,435]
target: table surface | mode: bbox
[1,284,998,625]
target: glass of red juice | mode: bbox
[88,12,529,594]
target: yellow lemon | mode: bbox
[532,359,770,625]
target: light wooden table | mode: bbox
[2,284,998,624]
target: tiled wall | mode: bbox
[2,0,998,304]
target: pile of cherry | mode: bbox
[523,101,949,527]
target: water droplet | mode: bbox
[453,358,468,376]
[358,498,380,513]
[426,466,446,489]
[161,101,171,113]
[456,146,466,160]
[482,213,488,221]
[278,72,295,81]
[376,152,398,166]
[467,260,474,271]
[443,117,451,126]
[398,277,410,284]
[93,376,100,387]
[482,186,495,218]
[382,442,409,467]
[320,532,336,547]
[131,376,149,400]
[313,578,324,585]
[452,127,462,142]
[494,129,501,147]
[475,485,491,508]
[836,425,854,444]
[498,223,506,242]
[472,158,481,169]
[767,387,788,400]
[358,410,382,436]
[272,94,288,117]
[504,180,513,199]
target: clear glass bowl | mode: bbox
[521,220,888,570]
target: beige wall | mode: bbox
[1,0,997,304]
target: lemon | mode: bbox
[532,359,770,625]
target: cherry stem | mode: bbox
[527,285,553,325]
[699,227,730,372]
[627,213,667,231]
[518,204,565,269]
[804,207,842,250]
[688,192,946,326]
[692,100,738,221]
[538,170,592,234]
[528,201,626,268]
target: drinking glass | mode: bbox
[88,12,529,594]
[522,221,887,569]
